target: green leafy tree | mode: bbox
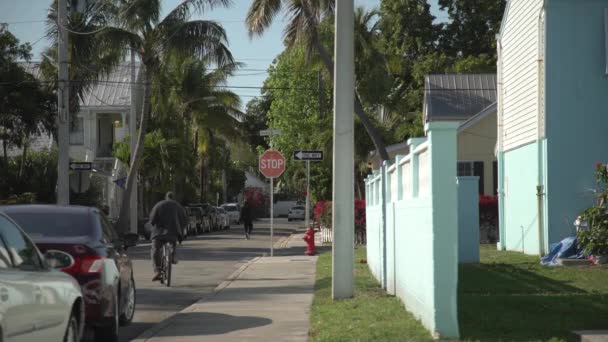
[247,0,391,161]
[438,0,507,58]
[0,26,55,179]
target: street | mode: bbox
[118,218,302,342]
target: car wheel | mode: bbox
[63,312,79,342]
[119,276,136,326]
[95,295,119,342]
[288,218,292,222]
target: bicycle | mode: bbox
[159,241,174,287]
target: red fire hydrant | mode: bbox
[303,226,316,256]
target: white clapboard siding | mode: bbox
[500,0,544,151]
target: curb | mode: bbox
[132,256,262,342]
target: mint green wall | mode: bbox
[503,142,541,255]
[364,122,461,338]
[545,0,608,244]
[458,177,480,263]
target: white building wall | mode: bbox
[499,0,544,151]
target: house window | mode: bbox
[457,161,484,195]
[70,117,84,145]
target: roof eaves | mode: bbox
[458,102,498,133]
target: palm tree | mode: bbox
[156,56,243,201]
[97,0,236,232]
[247,0,390,161]
[42,0,124,119]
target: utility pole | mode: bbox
[129,49,137,234]
[332,0,355,299]
[57,0,70,205]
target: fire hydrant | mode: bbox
[303,227,316,256]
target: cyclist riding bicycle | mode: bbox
[149,191,187,282]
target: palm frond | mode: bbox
[161,20,234,67]
[160,0,232,28]
[246,0,283,37]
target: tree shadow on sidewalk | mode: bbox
[153,312,272,337]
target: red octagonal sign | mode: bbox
[259,150,286,178]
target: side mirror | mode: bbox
[122,233,139,248]
[44,250,75,270]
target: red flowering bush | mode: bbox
[480,195,499,243]
[313,199,367,244]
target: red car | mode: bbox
[1,205,138,342]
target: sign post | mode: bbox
[293,150,324,229]
[259,150,286,257]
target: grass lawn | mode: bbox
[310,245,608,342]
[309,247,436,342]
[459,245,608,341]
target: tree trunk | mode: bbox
[2,140,8,165]
[199,153,207,203]
[115,66,151,233]
[18,140,28,182]
[312,37,390,162]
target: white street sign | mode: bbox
[294,150,324,161]
[259,129,283,137]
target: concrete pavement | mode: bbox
[132,229,320,342]
[119,218,302,342]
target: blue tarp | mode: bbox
[540,236,585,266]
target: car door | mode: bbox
[0,215,51,341]
[99,214,130,307]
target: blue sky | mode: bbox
[1,0,442,102]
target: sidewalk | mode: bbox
[133,231,319,342]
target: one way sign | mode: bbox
[293,150,324,161]
[69,162,92,171]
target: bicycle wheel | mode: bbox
[164,243,172,287]
[159,245,166,285]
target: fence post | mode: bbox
[380,161,388,289]
[408,138,426,198]
[426,121,460,338]
[458,176,480,263]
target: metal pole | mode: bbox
[129,49,137,233]
[270,177,274,257]
[306,160,310,229]
[57,0,70,205]
[332,0,355,299]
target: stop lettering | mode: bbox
[259,150,286,178]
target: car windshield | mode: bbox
[292,206,305,210]
[6,211,94,238]
[224,206,237,212]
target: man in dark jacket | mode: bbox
[240,200,254,239]
[149,191,187,281]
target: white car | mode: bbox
[288,206,306,221]
[0,212,84,342]
[215,207,230,230]
[221,204,240,224]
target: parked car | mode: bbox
[0,211,85,342]
[208,206,219,230]
[221,204,240,224]
[188,203,212,233]
[215,207,230,230]
[184,207,200,236]
[288,206,306,221]
[1,205,139,342]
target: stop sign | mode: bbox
[259,150,286,178]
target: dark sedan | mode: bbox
[0,205,138,342]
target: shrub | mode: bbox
[479,195,498,244]
[577,163,608,256]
